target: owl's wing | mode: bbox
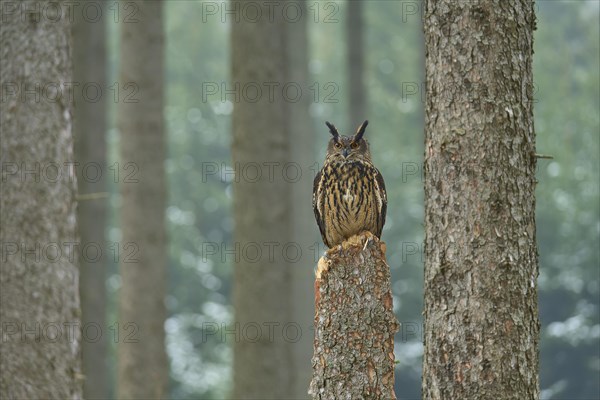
[373,167,387,239]
[312,169,329,248]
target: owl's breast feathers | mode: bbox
[313,160,387,248]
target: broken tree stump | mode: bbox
[309,233,399,400]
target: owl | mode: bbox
[312,120,387,248]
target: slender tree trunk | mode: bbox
[0,1,82,397]
[287,0,315,397]
[309,234,398,399]
[230,2,295,397]
[117,1,168,398]
[72,2,108,398]
[347,0,366,127]
[422,1,539,399]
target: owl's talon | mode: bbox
[363,237,370,251]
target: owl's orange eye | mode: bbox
[350,142,359,149]
[334,142,342,149]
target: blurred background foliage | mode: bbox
[101,1,598,398]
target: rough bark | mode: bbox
[230,1,295,397]
[347,0,367,127]
[422,1,539,399]
[287,0,315,397]
[309,234,398,400]
[0,1,82,398]
[117,1,168,398]
[72,2,108,398]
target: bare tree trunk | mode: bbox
[72,2,108,398]
[347,0,366,127]
[230,1,295,397]
[309,234,398,399]
[117,1,168,398]
[422,1,539,399]
[0,1,82,398]
[287,0,315,397]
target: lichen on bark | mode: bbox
[309,233,398,400]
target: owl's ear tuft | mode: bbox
[325,121,340,143]
[353,120,369,142]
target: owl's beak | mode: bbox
[342,148,350,158]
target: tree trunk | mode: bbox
[422,1,539,399]
[117,1,168,398]
[287,0,315,397]
[72,2,108,398]
[309,234,398,399]
[230,2,295,397]
[347,0,367,127]
[0,1,82,398]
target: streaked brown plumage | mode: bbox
[313,120,387,248]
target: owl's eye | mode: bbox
[334,142,342,149]
[350,142,359,149]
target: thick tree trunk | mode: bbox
[347,0,366,127]
[0,1,82,398]
[422,1,539,399]
[309,234,398,400]
[117,1,168,398]
[230,2,296,398]
[287,0,315,397]
[72,2,108,398]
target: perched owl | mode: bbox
[312,120,387,248]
